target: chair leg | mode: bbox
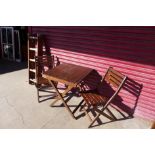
[79,103,100,128]
[80,104,93,124]
[88,112,101,128]
[106,107,117,121]
[88,106,109,128]
[37,87,40,103]
[84,108,92,122]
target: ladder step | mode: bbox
[29,78,36,83]
[29,48,37,51]
[29,69,36,73]
[28,33,42,85]
[29,36,38,39]
[29,59,35,62]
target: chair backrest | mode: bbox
[101,67,127,108]
[35,55,54,74]
[35,55,55,84]
[104,67,127,90]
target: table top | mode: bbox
[43,63,93,85]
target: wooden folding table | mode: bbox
[43,63,93,119]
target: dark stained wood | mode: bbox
[81,90,108,106]
[109,71,124,82]
[35,55,57,102]
[151,122,155,129]
[105,67,126,88]
[43,63,93,85]
[35,55,55,85]
[48,80,75,119]
[109,67,125,79]
[109,77,120,87]
[43,63,93,118]
[80,67,127,128]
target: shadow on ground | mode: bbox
[0,59,27,74]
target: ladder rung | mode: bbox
[29,36,38,39]
[29,59,35,62]
[29,69,36,73]
[29,78,36,83]
[29,48,37,51]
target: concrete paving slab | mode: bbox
[0,60,153,129]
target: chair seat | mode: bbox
[81,89,109,106]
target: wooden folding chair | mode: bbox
[80,67,127,128]
[35,55,59,102]
[151,122,155,129]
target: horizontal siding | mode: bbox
[30,26,155,121]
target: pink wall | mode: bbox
[30,26,155,121]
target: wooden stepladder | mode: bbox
[28,33,44,84]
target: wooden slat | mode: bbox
[29,69,36,73]
[43,63,92,85]
[29,48,37,51]
[29,59,35,62]
[109,68,125,79]
[104,68,125,88]
[30,78,36,83]
[151,122,155,129]
[81,90,108,106]
[109,77,120,87]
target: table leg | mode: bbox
[51,84,75,106]
[48,80,75,119]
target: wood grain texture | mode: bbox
[151,122,155,129]
[43,63,93,85]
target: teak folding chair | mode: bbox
[35,55,59,102]
[80,67,127,128]
[151,122,155,129]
